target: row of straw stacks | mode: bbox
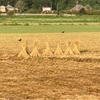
[18,41,80,59]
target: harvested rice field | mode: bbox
[0,32,100,100]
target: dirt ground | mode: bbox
[0,33,100,100]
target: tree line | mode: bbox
[0,0,100,13]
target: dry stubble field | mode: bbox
[0,32,100,100]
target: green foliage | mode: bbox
[25,8,41,13]
[79,8,87,15]
[93,4,100,10]
[87,10,100,15]
[32,0,51,9]
[82,0,100,10]
[56,0,68,15]
[7,11,14,16]
[15,0,28,13]
[0,0,8,6]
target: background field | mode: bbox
[0,15,100,99]
[0,15,100,24]
[0,15,100,33]
[0,25,100,33]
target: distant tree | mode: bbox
[9,0,17,6]
[15,0,28,13]
[0,0,8,6]
[23,0,33,9]
[56,0,68,15]
[30,0,51,13]
[82,0,100,9]
[32,0,51,8]
[51,0,56,10]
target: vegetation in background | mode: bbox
[79,8,87,15]
[7,11,15,16]
[0,0,100,14]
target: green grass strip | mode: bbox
[0,25,100,33]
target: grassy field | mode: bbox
[0,15,100,24]
[0,25,100,33]
[0,32,100,99]
[0,15,100,33]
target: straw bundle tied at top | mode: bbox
[73,41,80,55]
[30,41,41,57]
[54,42,63,56]
[42,42,53,56]
[18,41,29,59]
[64,41,74,55]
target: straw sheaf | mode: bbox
[72,41,80,55]
[18,41,29,59]
[64,41,74,55]
[42,42,53,57]
[54,42,63,56]
[30,41,41,57]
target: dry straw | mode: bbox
[42,42,53,57]
[30,41,41,57]
[54,42,63,56]
[64,41,74,55]
[18,41,29,59]
[73,41,80,55]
